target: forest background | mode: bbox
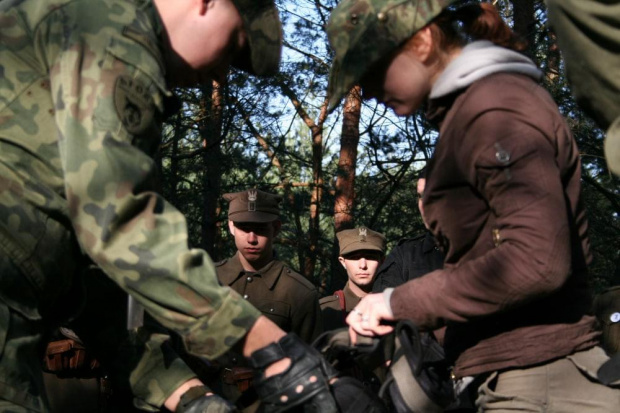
[158,0,620,295]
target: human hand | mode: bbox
[346,293,395,345]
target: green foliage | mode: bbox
[158,0,619,294]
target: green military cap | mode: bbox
[326,0,457,112]
[337,227,386,256]
[223,188,282,223]
[230,0,283,76]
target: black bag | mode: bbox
[380,320,454,413]
[312,328,389,413]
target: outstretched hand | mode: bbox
[346,293,395,344]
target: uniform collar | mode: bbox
[343,282,362,312]
[220,252,283,290]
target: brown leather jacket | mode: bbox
[391,73,599,377]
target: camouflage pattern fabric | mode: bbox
[67,266,199,412]
[326,0,456,112]
[545,0,620,175]
[0,0,261,409]
[0,300,47,411]
[230,0,283,76]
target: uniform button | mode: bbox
[243,294,249,300]
[611,312,620,323]
[270,308,274,312]
[246,276,253,283]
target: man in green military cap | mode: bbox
[218,189,322,342]
[213,188,322,406]
[320,227,386,331]
[0,1,340,412]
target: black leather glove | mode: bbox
[175,385,238,413]
[249,333,339,413]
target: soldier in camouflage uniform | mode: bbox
[0,1,340,412]
[218,189,322,344]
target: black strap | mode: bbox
[177,385,210,412]
[248,340,287,370]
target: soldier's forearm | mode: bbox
[164,378,205,412]
[241,316,289,377]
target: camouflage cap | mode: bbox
[326,0,457,112]
[223,189,282,223]
[230,0,283,76]
[337,227,387,256]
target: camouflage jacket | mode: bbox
[0,0,259,358]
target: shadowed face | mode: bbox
[360,49,432,116]
[157,0,248,86]
[339,250,384,290]
[229,220,280,269]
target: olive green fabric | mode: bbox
[0,0,283,409]
[230,0,283,76]
[337,227,386,256]
[0,301,47,411]
[223,189,282,223]
[546,0,620,175]
[326,0,456,112]
[67,268,198,412]
[319,282,362,331]
[216,254,322,344]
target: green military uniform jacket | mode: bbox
[217,253,322,343]
[0,0,259,409]
[319,282,362,332]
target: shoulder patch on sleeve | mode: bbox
[114,75,154,134]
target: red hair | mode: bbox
[431,2,527,52]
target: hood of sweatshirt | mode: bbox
[430,40,542,100]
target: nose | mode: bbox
[247,232,258,244]
[358,258,368,269]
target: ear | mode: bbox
[410,26,434,64]
[272,220,282,236]
[338,256,347,269]
[228,220,236,235]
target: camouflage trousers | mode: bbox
[0,262,197,412]
[0,300,48,411]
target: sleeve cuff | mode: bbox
[383,288,395,318]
